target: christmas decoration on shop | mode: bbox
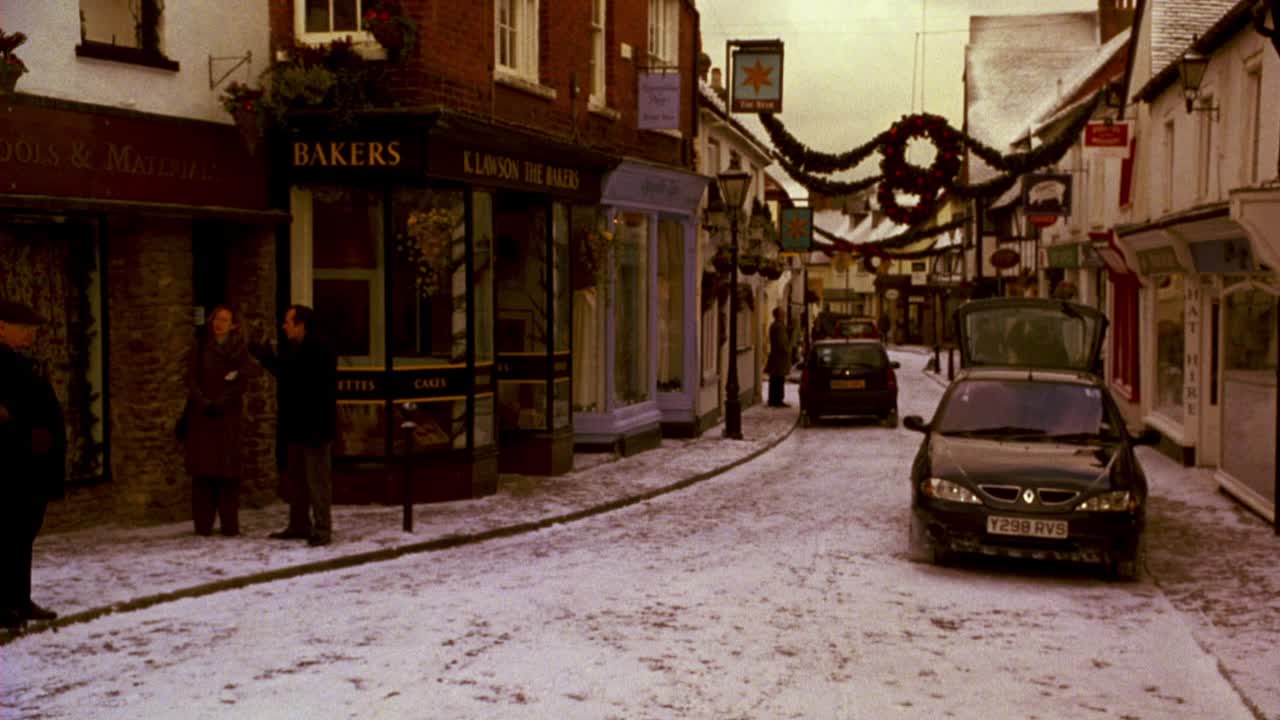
[218,81,267,155]
[759,90,1105,226]
[812,215,969,260]
[0,28,27,94]
[362,0,419,61]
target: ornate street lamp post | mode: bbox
[717,167,752,439]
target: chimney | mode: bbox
[1099,0,1136,43]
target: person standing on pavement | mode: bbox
[0,299,66,629]
[248,305,338,547]
[182,305,250,537]
[765,307,791,408]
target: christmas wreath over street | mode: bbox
[758,88,1104,237]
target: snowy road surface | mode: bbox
[2,351,1256,719]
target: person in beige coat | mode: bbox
[182,305,250,536]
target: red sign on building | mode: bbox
[1084,121,1131,159]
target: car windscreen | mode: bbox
[934,379,1114,440]
[813,344,886,370]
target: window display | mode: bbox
[657,218,684,392]
[1154,273,1184,423]
[614,212,650,407]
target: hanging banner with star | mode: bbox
[729,40,784,113]
[779,207,812,251]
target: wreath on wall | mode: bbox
[875,113,963,226]
[397,208,456,298]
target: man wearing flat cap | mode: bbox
[0,299,66,630]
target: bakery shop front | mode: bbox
[280,110,617,504]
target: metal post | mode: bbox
[947,345,955,380]
[400,404,417,533]
[724,207,743,439]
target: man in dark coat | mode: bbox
[248,304,338,546]
[0,300,66,629]
[765,307,792,408]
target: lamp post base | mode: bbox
[723,398,743,439]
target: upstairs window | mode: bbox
[647,0,678,68]
[1196,94,1214,200]
[1244,62,1263,186]
[1161,118,1175,212]
[78,0,177,69]
[496,0,540,82]
[589,0,607,105]
[296,0,371,46]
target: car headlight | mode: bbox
[1075,490,1135,512]
[921,477,982,504]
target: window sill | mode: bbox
[495,71,557,101]
[588,103,619,121]
[75,42,180,72]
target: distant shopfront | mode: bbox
[281,111,617,503]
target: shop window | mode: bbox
[615,212,650,407]
[657,218,684,392]
[589,0,607,107]
[1224,287,1278,374]
[647,0,679,68]
[572,207,607,413]
[552,203,572,428]
[1154,273,1184,423]
[304,186,386,458]
[77,0,178,70]
[473,192,496,448]
[496,193,549,430]
[0,220,106,484]
[495,0,540,83]
[387,188,467,453]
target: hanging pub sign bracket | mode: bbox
[208,50,253,90]
[727,39,784,114]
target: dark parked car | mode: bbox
[799,338,899,427]
[903,298,1159,580]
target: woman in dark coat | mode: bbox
[183,305,250,536]
[765,307,792,407]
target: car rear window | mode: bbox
[935,379,1110,437]
[813,344,886,369]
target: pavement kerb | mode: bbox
[9,414,800,643]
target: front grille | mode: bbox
[1037,488,1080,506]
[978,484,1020,501]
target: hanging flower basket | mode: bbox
[218,81,266,155]
[759,259,784,280]
[0,29,29,95]
[711,246,734,274]
[362,0,418,61]
[738,253,761,276]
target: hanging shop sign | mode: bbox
[638,72,681,130]
[990,247,1021,269]
[1045,243,1081,269]
[1089,231,1131,275]
[729,40,784,113]
[1084,121,1131,159]
[1023,173,1072,228]
[780,207,813,251]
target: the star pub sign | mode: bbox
[729,40,784,114]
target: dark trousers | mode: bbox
[192,476,240,536]
[283,443,332,540]
[0,491,48,611]
[768,375,786,406]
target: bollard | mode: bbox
[933,344,940,373]
[401,403,418,533]
[947,346,955,380]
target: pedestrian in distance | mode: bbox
[181,305,250,537]
[247,305,338,547]
[0,299,66,630]
[766,307,791,408]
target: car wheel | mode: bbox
[1106,537,1144,582]
[908,513,945,565]
[881,411,898,429]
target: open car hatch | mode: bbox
[955,297,1107,373]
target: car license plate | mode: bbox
[987,516,1068,539]
[831,379,865,390]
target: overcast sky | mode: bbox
[696,0,1098,194]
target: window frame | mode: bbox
[76,0,178,70]
[1196,92,1214,200]
[495,0,541,84]
[589,0,608,107]
[1244,60,1264,186]
[1161,117,1176,213]
[647,0,679,68]
[294,0,376,48]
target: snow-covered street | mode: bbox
[3,350,1277,719]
